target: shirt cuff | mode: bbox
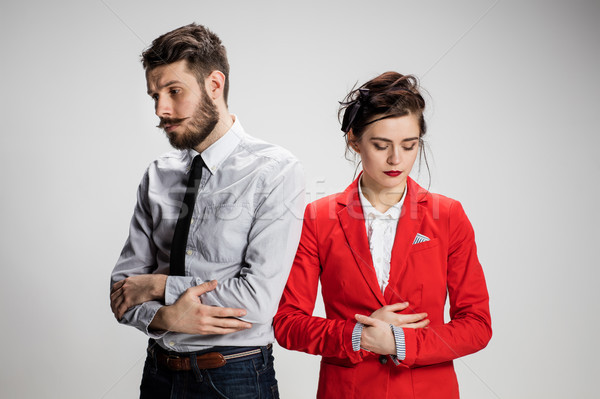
[164,276,196,306]
[390,324,406,361]
[352,322,364,352]
[121,300,167,339]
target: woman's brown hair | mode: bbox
[339,72,429,182]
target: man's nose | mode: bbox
[155,97,172,118]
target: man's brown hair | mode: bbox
[142,23,230,103]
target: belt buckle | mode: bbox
[166,354,181,369]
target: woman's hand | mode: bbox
[355,314,396,355]
[370,302,430,329]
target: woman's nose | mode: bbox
[388,147,401,165]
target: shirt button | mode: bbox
[186,250,192,255]
[190,218,194,224]
[169,341,175,347]
[379,355,388,365]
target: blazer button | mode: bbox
[379,355,387,365]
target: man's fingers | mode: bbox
[187,280,218,297]
[112,295,126,320]
[110,288,122,304]
[110,286,135,321]
[186,284,248,318]
[209,305,247,318]
[202,326,251,335]
[110,292,122,315]
[110,286,132,319]
[111,279,125,293]
[211,316,252,330]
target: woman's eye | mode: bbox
[403,145,416,151]
[374,144,388,150]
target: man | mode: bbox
[110,23,304,398]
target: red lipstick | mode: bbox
[384,171,402,177]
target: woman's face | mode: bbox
[351,114,421,198]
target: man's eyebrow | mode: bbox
[147,80,182,95]
[370,136,420,143]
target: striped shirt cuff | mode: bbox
[391,325,406,361]
[352,322,364,351]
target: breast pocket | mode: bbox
[406,237,447,312]
[410,237,440,253]
[192,204,253,263]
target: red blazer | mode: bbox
[274,176,491,398]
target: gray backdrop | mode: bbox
[1,0,599,398]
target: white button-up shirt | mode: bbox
[111,117,305,352]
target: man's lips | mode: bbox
[164,124,179,132]
[384,171,402,177]
[158,117,188,131]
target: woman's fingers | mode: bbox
[382,302,409,312]
[402,318,431,329]
[397,312,428,325]
[355,314,379,326]
[363,307,430,329]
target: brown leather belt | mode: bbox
[154,346,266,371]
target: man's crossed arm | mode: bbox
[110,275,252,335]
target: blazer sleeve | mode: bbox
[402,200,492,367]
[273,203,364,364]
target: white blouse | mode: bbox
[358,177,406,293]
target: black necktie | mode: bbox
[170,155,204,276]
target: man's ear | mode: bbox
[204,70,226,100]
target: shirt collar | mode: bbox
[358,175,406,220]
[186,115,244,175]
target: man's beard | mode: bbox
[158,90,220,150]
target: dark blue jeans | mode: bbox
[140,344,279,399]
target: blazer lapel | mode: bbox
[384,178,427,303]
[337,177,386,307]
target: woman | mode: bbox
[273,72,492,398]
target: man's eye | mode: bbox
[170,89,180,95]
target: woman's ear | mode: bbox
[348,129,360,153]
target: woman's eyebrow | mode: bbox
[370,137,419,143]
[401,137,419,143]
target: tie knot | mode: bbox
[191,155,205,172]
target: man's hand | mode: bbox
[369,302,430,329]
[150,280,252,335]
[111,274,168,320]
[355,314,396,355]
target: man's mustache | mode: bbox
[157,117,188,128]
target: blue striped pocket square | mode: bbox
[413,233,430,245]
